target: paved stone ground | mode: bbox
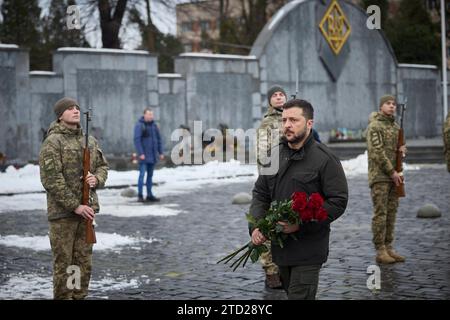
[1,166,449,300]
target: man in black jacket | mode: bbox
[249,99,348,300]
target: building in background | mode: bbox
[176,0,285,53]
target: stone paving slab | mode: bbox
[0,166,449,299]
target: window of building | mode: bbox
[200,20,210,32]
[181,22,192,32]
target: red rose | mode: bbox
[315,207,328,222]
[300,207,314,222]
[308,193,324,209]
[291,192,308,213]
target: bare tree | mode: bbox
[98,0,128,48]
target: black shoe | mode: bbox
[138,196,145,202]
[146,195,160,202]
[265,274,283,289]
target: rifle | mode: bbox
[82,107,96,244]
[291,68,299,100]
[395,99,406,198]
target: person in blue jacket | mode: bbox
[312,128,321,143]
[133,108,164,202]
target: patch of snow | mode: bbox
[0,273,141,299]
[0,232,159,252]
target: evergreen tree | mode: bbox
[45,0,88,47]
[0,0,44,70]
[361,0,389,28]
[41,0,89,69]
[384,0,440,65]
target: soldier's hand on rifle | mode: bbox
[74,205,95,220]
[399,145,407,158]
[390,170,403,187]
[86,171,98,188]
[139,154,145,160]
[251,228,267,246]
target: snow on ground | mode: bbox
[341,152,369,176]
[0,160,257,194]
[0,193,47,213]
[0,177,252,215]
[0,232,159,252]
[0,155,419,195]
[0,273,144,300]
[0,154,421,214]
[341,151,420,176]
[0,164,44,194]
[0,160,257,214]
[100,200,183,217]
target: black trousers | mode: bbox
[278,264,321,300]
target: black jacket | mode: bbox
[249,132,348,266]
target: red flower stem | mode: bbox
[220,250,241,265]
[222,243,251,264]
[229,246,252,269]
[229,251,247,269]
[217,243,250,264]
[231,249,252,271]
[241,248,253,268]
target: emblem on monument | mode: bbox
[319,0,351,55]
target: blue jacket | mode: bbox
[312,128,321,143]
[133,117,163,164]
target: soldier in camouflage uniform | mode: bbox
[39,97,108,299]
[443,113,450,172]
[257,86,286,172]
[256,85,287,289]
[366,95,407,264]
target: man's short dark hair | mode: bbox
[283,99,314,120]
[143,108,153,114]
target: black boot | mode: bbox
[146,195,160,202]
[265,274,283,289]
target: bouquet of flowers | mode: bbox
[217,192,328,271]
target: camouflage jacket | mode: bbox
[443,113,450,172]
[39,121,109,221]
[366,112,399,187]
[256,105,283,169]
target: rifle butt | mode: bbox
[86,220,97,244]
[396,183,405,198]
[395,128,405,198]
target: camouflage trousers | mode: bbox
[370,182,399,250]
[259,241,279,275]
[446,150,450,172]
[49,216,93,300]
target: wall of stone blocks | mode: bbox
[29,71,64,160]
[157,74,187,151]
[0,45,31,162]
[52,48,159,157]
[174,53,261,133]
[397,65,442,138]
